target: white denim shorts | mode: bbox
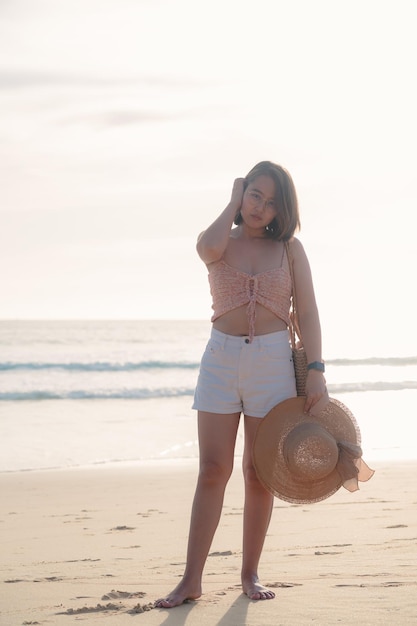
[192,328,297,418]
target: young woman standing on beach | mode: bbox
[155,161,327,607]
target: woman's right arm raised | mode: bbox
[196,178,245,265]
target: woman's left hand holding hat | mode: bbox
[304,370,329,415]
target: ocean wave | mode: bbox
[0,387,196,401]
[0,360,200,372]
[327,356,417,366]
[1,381,416,401]
[1,355,416,372]
[327,381,417,393]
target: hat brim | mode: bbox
[253,397,361,504]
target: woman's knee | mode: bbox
[242,461,263,490]
[198,458,233,487]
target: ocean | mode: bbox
[0,320,415,472]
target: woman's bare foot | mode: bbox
[242,574,275,601]
[154,580,202,609]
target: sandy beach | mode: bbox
[1,459,416,625]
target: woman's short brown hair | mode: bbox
[234,161,300,241]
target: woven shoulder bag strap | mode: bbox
[285,241,303,347]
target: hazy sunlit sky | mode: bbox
[1,0,416,357]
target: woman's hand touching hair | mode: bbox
[230,178,246,212]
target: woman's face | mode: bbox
[240,175,277,230]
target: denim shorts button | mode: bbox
[244,338,250,344]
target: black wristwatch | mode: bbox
[307,361,325,373]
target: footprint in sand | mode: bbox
[101,590,146,600]
[335,581,416,588]
[58,603,123,614]
[6,576,65,583]
[386,524,408,528]
[128,603,154,613]
[57,595,153,616]
[5,579,24,583]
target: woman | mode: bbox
[155,161,327,607]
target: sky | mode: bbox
[1,0,416,358]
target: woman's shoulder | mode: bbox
[286,236,304,254]
[286,237,310,266]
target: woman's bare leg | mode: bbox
[241,415,275,600]
[155,411,240,608]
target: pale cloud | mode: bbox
[0,69,199,90]
[60,110,179,128]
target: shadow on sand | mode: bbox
[155,593,249,626]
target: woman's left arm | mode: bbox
[291,238,328,414]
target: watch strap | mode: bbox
[307,361,325,373]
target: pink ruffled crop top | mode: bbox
[208,249,292,343]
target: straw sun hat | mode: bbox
[253,397,374,504]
